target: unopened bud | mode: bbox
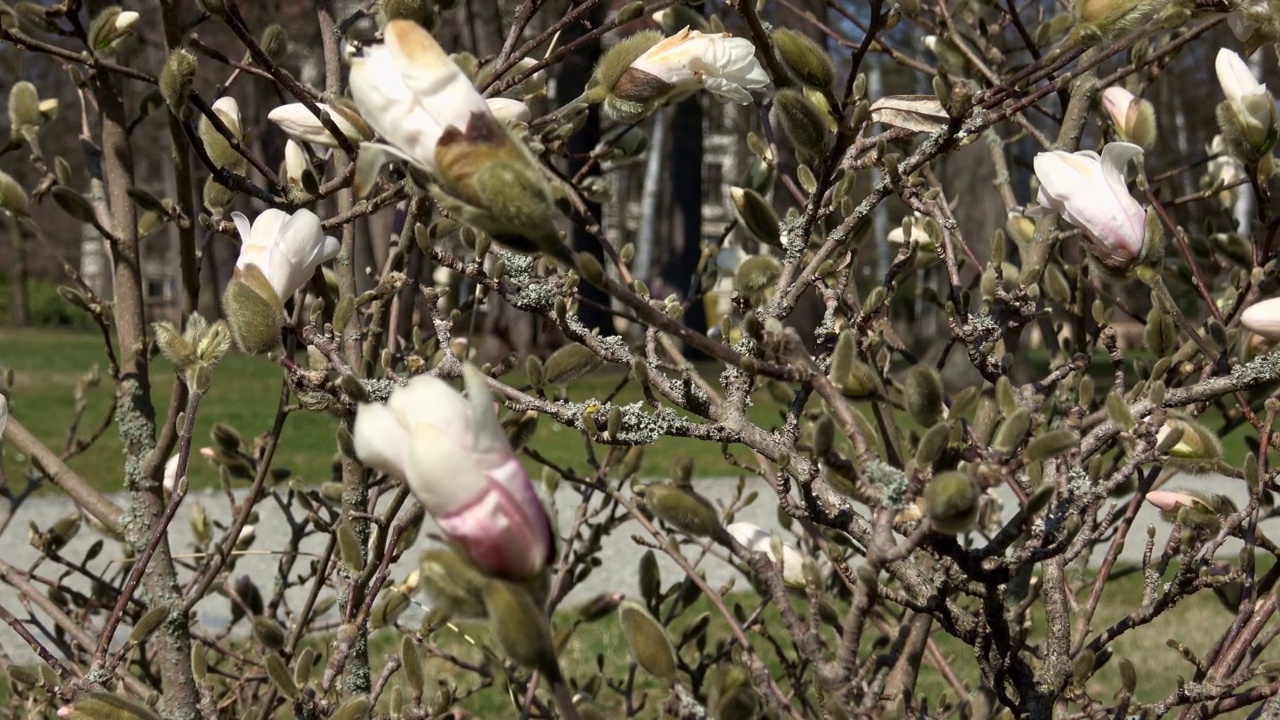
[773,29,835,89]
[923,471,981,534]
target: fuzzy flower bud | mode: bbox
[267,102,371,148]
[1100,87,1156,150]
[595,27,769,122]
[1029,142,1148,271]
[352,366,554,580]
[1215,48,1277,155]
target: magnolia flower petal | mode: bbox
[268,103,361,148]
[405,422,488,516]
[265,209,335,299]
[353,402,412,478]
[485,98,531,125]
[1242,297,1280,339]
[231,211,271,273]
[726,522,771,551]
[382,20,490,130]
[387,374,473,449]
[1216,48,1265,107]
[163,454,181,493]
[212,97,243,137]
[462,365,510,462]
[435,458,553,579]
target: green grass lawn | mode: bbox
[0,329,799,492]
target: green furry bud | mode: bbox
[615,0,645,24]
[576,252,606,287]
[543,343,604,385]
[772,88,828,158]
[1144,306,1177,356]
[483,579,558,675]
[592,31,665,121]
[266,653,298,698]
[992,407,1031,453]
[914,421,950,467]
[420,549,489,619]
[51,186,98,225]
[734,255,782,303]
[641,483,721,536]
[199,101,245,173]
[251,616,286,651]
[639,550,660,606]
[222,265,284,355]
[1105,391,1135,431]
[730,187,781,247]
[59,692,162,720]
[159,49,198,120]
[1023,428,1081,462]
[8,81,40,130]
[903,364,944,426]
[0,170,29,215]
[923,471,980,535]
[331,696,371,720]
[259,24,288,63]
[773,29,835,89]
[618,599,678,680]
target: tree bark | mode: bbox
[662,95,708,339]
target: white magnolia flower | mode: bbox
[1229,0,1280,54]
[1242,297,1280,340]
[231,209,340,303]
[353,366,553,580]
[267,103,369,148]
[1030,142,1147,268]
[347,21,562,255]
[726,521,807,588]
[349,21,496,176]
[485,97,532,125]
[623,27,769,105]
[1215,48,1276,151]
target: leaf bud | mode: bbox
[543,343,604,385]
[640,483,722,536]
[730,187,781,247]
[0,170,29,215]
[483,579,558,675]
[772,88,829,158]
[259,24,288,63]
[903,364,944,426]
[923,471,981,535]
[773,29,835,89]
[618,599,678,680]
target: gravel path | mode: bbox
[0,473,1269,663]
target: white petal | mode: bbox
[405,422,487,516]
[1242,297,1280,339]
[353,402,411,478]
[485,98,531,125]
[232,211,270,272]
[1217,48,1264,105]
[268,103,361,148]
[382,20,490,130]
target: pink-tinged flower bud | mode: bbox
[1242,297,1280,340]
[353,366,554,580]
[231,208,340,303]
[1100,87,1156,150]
[1144,489,1205,512]
[1029,142,1148,270]
[267,103,371,148]
[1216,48,1277,154]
